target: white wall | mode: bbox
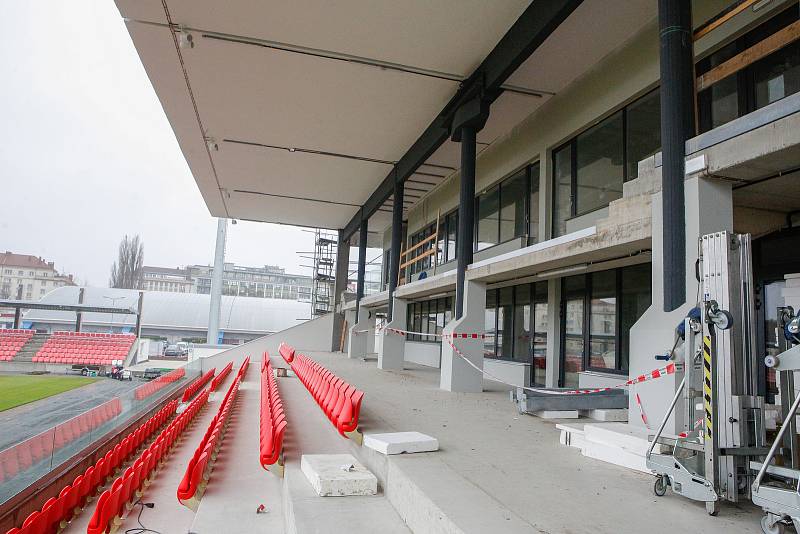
[404,341,440,368]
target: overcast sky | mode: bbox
[0,1,320,286]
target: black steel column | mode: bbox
[455,126,476,319]
[387,179,403,321]
[75,287,85,332]
[13,307,21,329]
[659,0,695,312]
[355,218,368,320]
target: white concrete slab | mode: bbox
[581,408,629,422]
[533,410,579,419]
[300,454,377,497]
[364,432,439,455]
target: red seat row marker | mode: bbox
[177,368,243,511]
[4,399,178,534]
[283,344,365,444]
[209,362,232,392]
[181,368,216,402]
[86,390,209,534]
[259,354,286,477]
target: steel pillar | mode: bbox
[455,126,476,319]
[355,218,368,320]
[135,291,144,338]
[207,218,227,344]
[658,0,695,311]
[13,307,20,329]
[387,180,403,321]
[75,287,85,332]
[331,231,350,351]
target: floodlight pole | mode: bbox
[207,218,227,345]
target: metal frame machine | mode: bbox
[646,232,777,528]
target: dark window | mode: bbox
[497,287,513,358]
[406,297,453,344]
[552,90,660,237]
[512,284,531,362]
[499,170,527,242]
[446,211,458,262]
[484,289,498,357]
[530,162,541,243]
[476,185,500,251]
[562,275,586,388]
[698,6,800,133]
[532,282,548,386]
[589,270,617,371]
[619,263,652,371]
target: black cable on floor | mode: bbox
[124,500,163,534]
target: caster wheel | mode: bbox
[706,501,719,516]
[761,515,786,534]
[654,475,667,497]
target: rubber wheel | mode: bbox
[761,515,786,534]
[654,475,667,497]
[706,501,719,516]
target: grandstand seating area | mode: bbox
[259,355,286,476]
[181,369,215,402]
[281,343,364,443]
[5,400,177,534]
[209,362,232,392]
[85,391,207,534]
[0,399,122,485]
[177,358,247,512]
[0,330,34,361]
[134,368,186,400]
[32,332,135,366]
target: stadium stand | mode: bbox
[3,400,177,534]
[84,390,208,534]
[208,362,232,392]
[32,332,135,365]
[281,344,364,443]
[259,355,286,476]
[177,369,242,511]
[0,399,122,485]
[133,368,186,400]
[277,342,294,364]
[0,329,34,361]
[181,369,215,402]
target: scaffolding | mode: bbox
[311,229,338,318]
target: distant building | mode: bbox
[0,251,75,300]
[141,266,193,293]
[142,262,313,302]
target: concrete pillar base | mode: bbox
[440,280,486,392]
[348,308,375,359]
[378,298,407,370]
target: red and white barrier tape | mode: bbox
[677,418,703,438]
[445,336,677,396]
[634,387,649,428]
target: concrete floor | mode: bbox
[0,375,140,450]
[301,351,765,534]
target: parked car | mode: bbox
[164,342,189,357]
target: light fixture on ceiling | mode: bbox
[177,27,194,49]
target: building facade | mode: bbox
[143,263,313,302]
[0,252,75,300]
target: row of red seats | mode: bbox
[259,355,286,476]
[87,391,208,534]
[279,343,364,443]
[5,400,177,534]
[177,368,243,511]
[209,362,232,392]
[0,399,122,485]
[50,332,134,339]
[0,330,34,361]
[239,356,250,378]
[133,368,186,400]
[181,368,216,402]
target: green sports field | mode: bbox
[0,375,99,412]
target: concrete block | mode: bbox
[581,408,628,422]
[364,432,439,455]
[556,423,585,449]
[300,454,377,497]
[533,410,579,419]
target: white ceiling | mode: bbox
[115,0,657,241]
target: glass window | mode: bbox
[619,263,651,371]
[533,282,548,386]
[589,271,617,371]
[754,40,800,109]
[576,111,624,215]
[446,211,458,262]
[477,186,500,250]
[562,275,586,388]
[427,300,438,342]
[499,170,527,242]
[553,144,572,237]
[513,284,531,362]
[625,90,661,180]
[484,290,497,358]
[436,299,445,337]
[529,162,540,243]
[497,287,513,358]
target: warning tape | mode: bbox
[445,336,677,396]
[634,387,649,428]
